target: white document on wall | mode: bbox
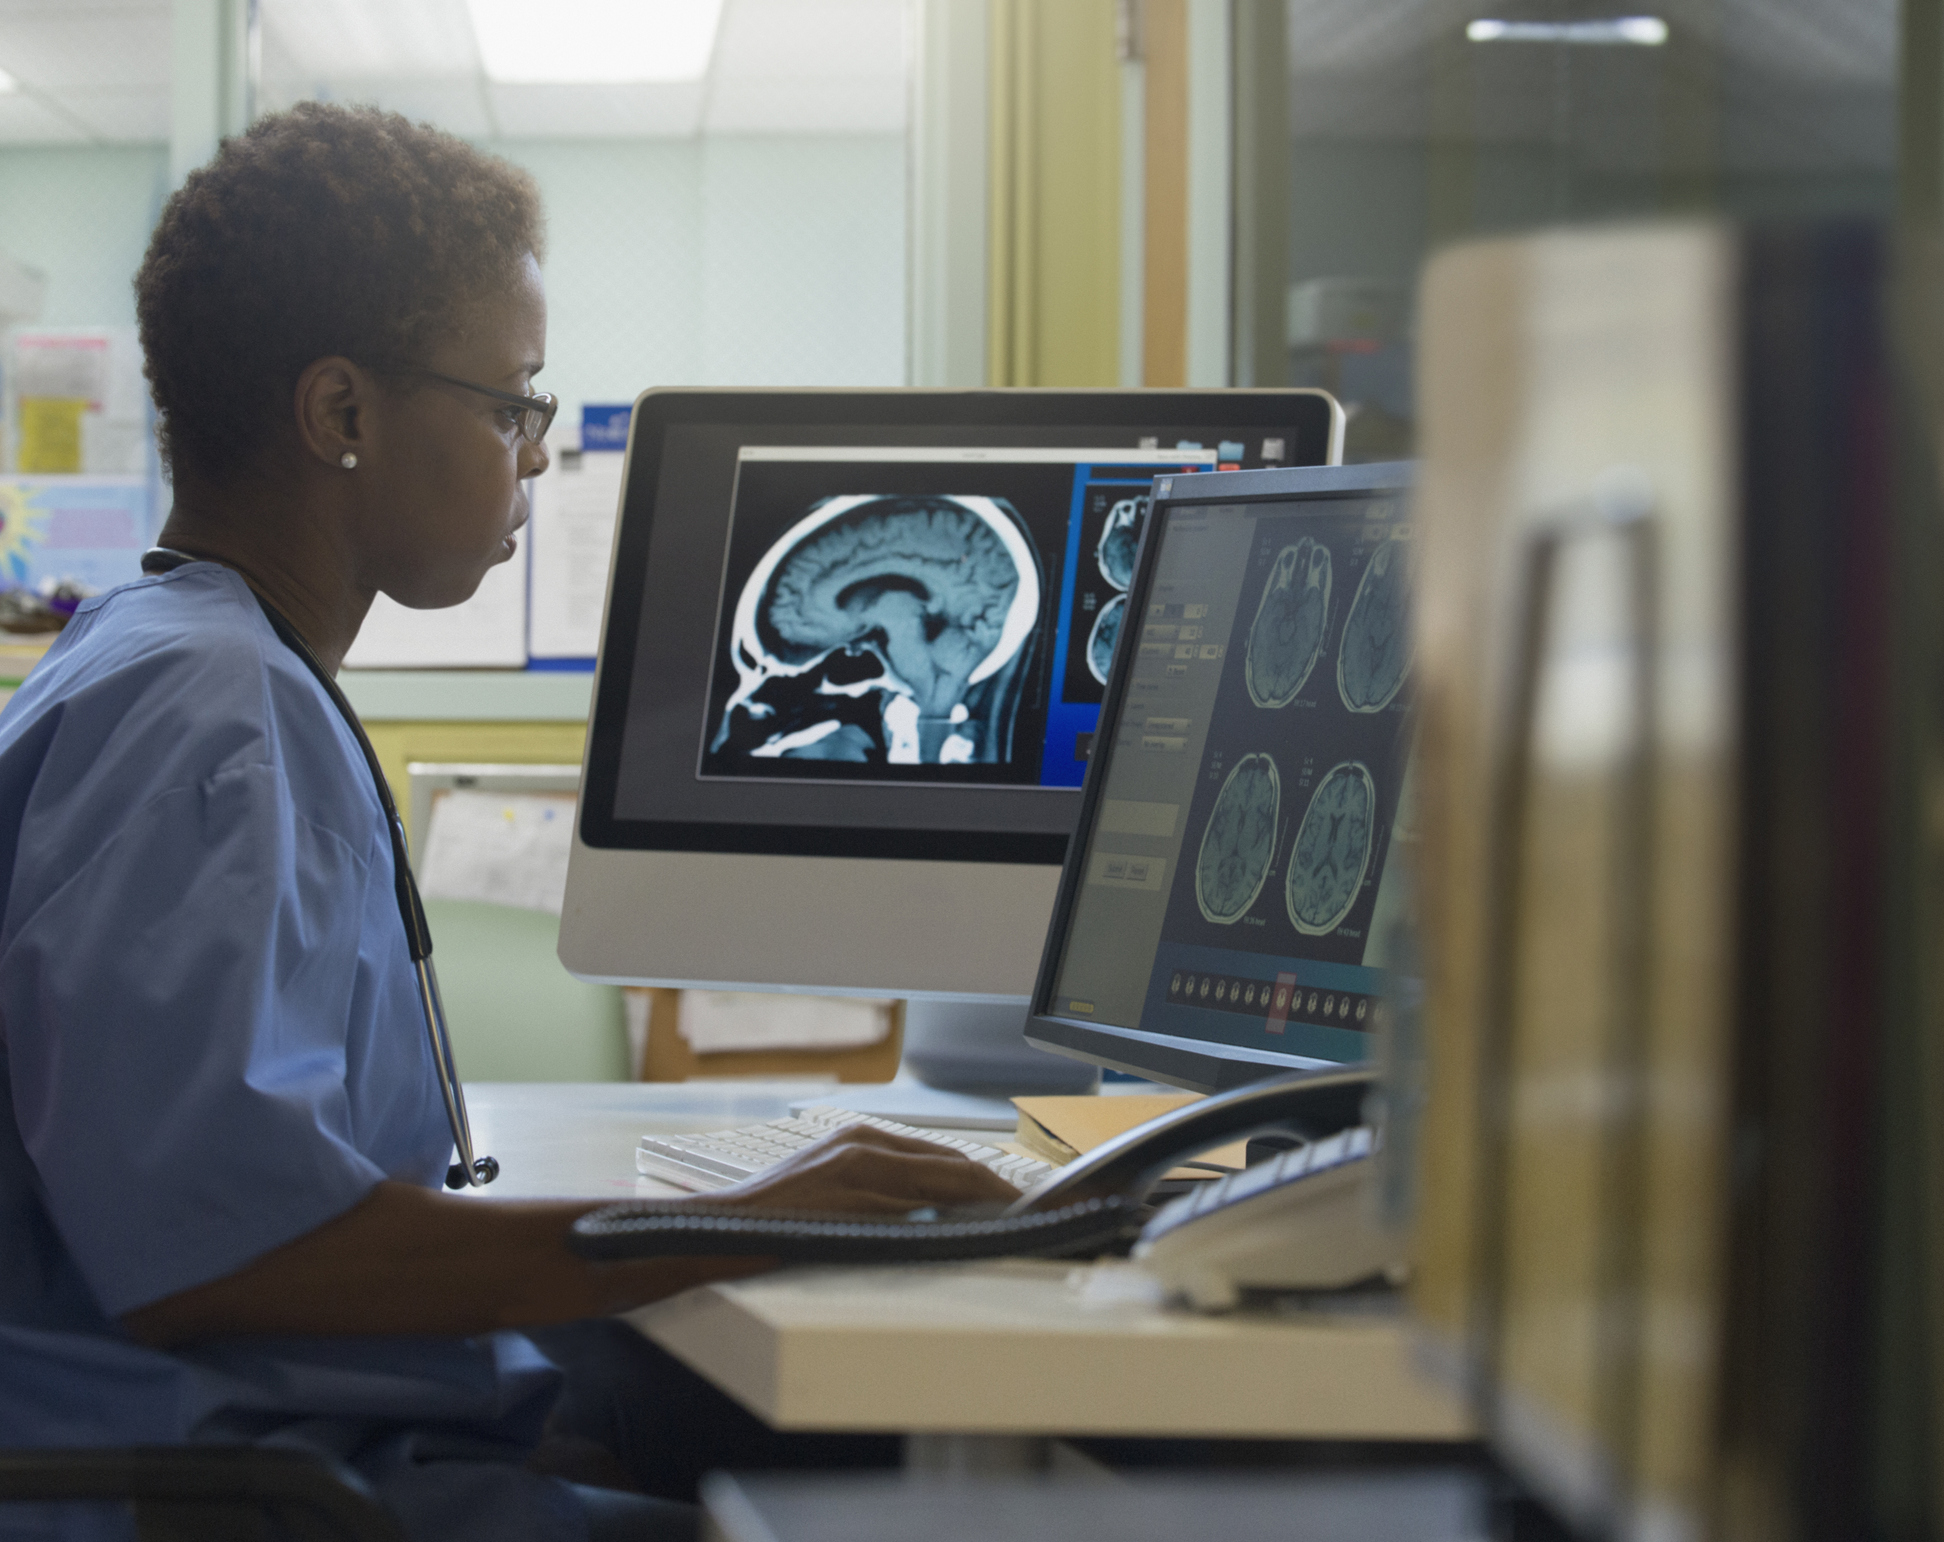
[343,540,528,668]
[418,789,577,914]
[528,450,625,659]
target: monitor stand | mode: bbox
[791,1000,1098,1130]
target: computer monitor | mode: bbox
[1025,461,1415,1094]
[559,389,1343,1018]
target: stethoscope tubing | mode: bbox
[139,549,497,1188]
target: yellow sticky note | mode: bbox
[17,398,86,474]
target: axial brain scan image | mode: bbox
[1086,592,1127,685]
[1285,761,1377,936]
[709,494,1042,767]
[1245,537,1333,707]
[1337,539,1410,713]
[1194,752,1281,925]
[1095,496,1146,592]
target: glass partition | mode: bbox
[1235,0,1900,460]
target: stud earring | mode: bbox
[340,452,358,470]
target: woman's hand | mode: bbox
[122,1129,1018,1348]
[712,1124,1020,1214]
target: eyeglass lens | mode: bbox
[522,396,558,444]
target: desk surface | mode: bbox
[459,1080,808,1201]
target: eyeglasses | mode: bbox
[409,367,558,444]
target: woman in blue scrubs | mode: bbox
[0,104,1014,1541]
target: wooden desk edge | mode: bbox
[626,1273,1475,1441]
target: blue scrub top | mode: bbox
[0,566,579,1541]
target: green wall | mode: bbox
[426,899,631,1082]
[0,134,907,428]
[0,145,168,327]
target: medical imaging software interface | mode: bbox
[1049,491,1414,1063]
[699,446,1220,792]
[604,418,1309,849]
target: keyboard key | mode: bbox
[1271,1145,1312,1181]
[1220,1160,1290,1203]
[1307,1132,1347,1170]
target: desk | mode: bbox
[629,1259,1471,1443]
[459,1082,1475,1456]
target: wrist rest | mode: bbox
[568,1195,1140,1264]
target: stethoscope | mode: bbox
[140,548,499,1189]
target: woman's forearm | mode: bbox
[121,1126,1018,1348]
[121,1181,760,1348]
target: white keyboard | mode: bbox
[635,1106,1060,1194]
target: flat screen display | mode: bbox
[1042,471,1414,1067]
[698,447,1216,789]
[578,391,1340,864]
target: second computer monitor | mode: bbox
[561,389,1343,1000]
[1027,461,1415,1090]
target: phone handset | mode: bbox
[1004,1066,1377,1215]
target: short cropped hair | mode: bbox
[135,103,545,483]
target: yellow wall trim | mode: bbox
[987,0,1122,386]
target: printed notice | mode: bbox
[528,450,625,659]
[418,788,575,914]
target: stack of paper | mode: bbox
[1011,1094,1249,1175]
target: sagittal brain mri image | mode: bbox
[1245,537,1333,708]
[1286,761,1376,936]
[710,495,1042,767]
[1086,592,1127,685]
[1095,496,1146,592]
[1194,752,1281,925]
[1337,540,1410,713]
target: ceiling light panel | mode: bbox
[260,0,479,79]
[0,64,14,92]
[469,0,724,84]
[1466,16,1668,45]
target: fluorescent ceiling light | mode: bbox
[468,0,724,83]
[1467,16,1669,45]
[0,65,16,93]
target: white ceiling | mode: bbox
[0,0,910,145]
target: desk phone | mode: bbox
[570,1067,1402,1302]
